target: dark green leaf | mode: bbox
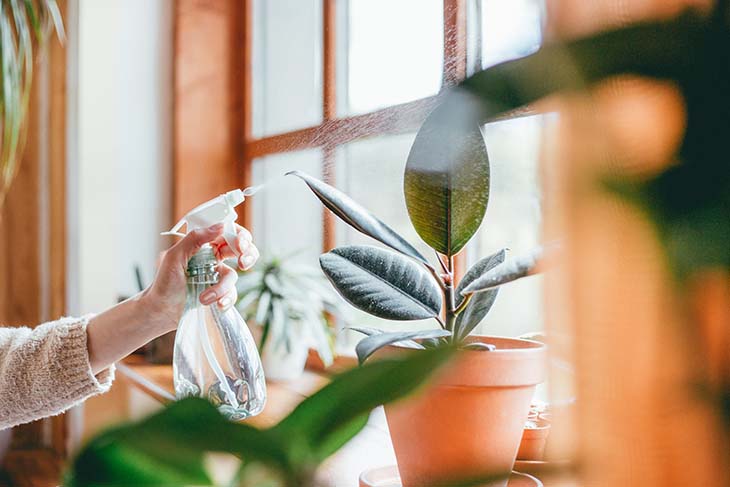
[453,249,506,340]
[355,329,452,364]
[320,245,442,321]
[404,90,490,256]
[287,170,430,265]
[421,336,449,349]
[461,247,543,296]
[65,398,292,487]
[273,345,456,463]
[348,326,424,350]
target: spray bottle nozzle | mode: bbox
[162,186,260,255]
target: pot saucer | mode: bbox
[359,466,543,487]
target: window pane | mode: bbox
[468,115,545,337]
[335,134,437,341]
[481,0,543,68]
[253,0,322,137]
[251,150,323,265]
[341,0,443,116]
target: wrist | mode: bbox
[136,289,179,335]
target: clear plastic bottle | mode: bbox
[173,244,266,420]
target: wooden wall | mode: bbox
[0,0,68,453]
[173,0,245,222]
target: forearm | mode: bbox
[87,292,176,374]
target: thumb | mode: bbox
[171,223,225,264]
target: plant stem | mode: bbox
[436,251,449,274]
[444,256,457,337]
[453,293,472,316]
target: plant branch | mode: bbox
[453,293,472,316]
[436,251,449,274]
[444,255,457,334]
[425,261,446,289]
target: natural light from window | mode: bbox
[345,0,443,115]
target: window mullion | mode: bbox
[443,0,468,278]
[443,0,467,86]
[322,0,337,251]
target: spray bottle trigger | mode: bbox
[222,220,241,257]
[161,218,187,237]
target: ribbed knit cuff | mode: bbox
[53,315,115,398]
[0,315,116,430]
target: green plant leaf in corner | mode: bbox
[287,170,430,265]
[404,91,490,256]
[65,398,291,487]
[320,245,442,321]
[355,329,452,364]
[454,249,506,340]
[273,345,456,464]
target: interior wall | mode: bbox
[70,0,172,315]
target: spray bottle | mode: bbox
[166,187,266,420]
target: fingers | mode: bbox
[169,223,225,264]
[212,225,259,271]
[199,263,238,306]
[216,287,238,312]
[238,242,259,271]
[214,225,254,260]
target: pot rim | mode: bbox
[380,335,548,388]
[463,334,547,353]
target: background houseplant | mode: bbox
[0,0,63,208]
[236,256,347,380]
[288,92,547,486]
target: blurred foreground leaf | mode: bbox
[66,346,456,487]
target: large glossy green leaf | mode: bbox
[287,171,429,265]
[454,249,506,340]
[65,398,291,487]
[461,247,543,296]
[354,329,452,364]
[320,245,442,321]
[404,91,490,256]
[273,345,455,463]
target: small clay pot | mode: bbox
[517,420,551,461]
[384,336,547,487]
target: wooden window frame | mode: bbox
[239,0,468,253]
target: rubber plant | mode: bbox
[288,126,543,364]
[0,0,63,207]
[65,345,456,487]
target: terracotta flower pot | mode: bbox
[384,336,547,487]
[517,420,551,461]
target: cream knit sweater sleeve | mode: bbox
[0,316,114,429]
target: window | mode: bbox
[246,0,545,345]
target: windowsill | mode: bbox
[117,355,331,429]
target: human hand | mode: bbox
[142,223,260,333]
